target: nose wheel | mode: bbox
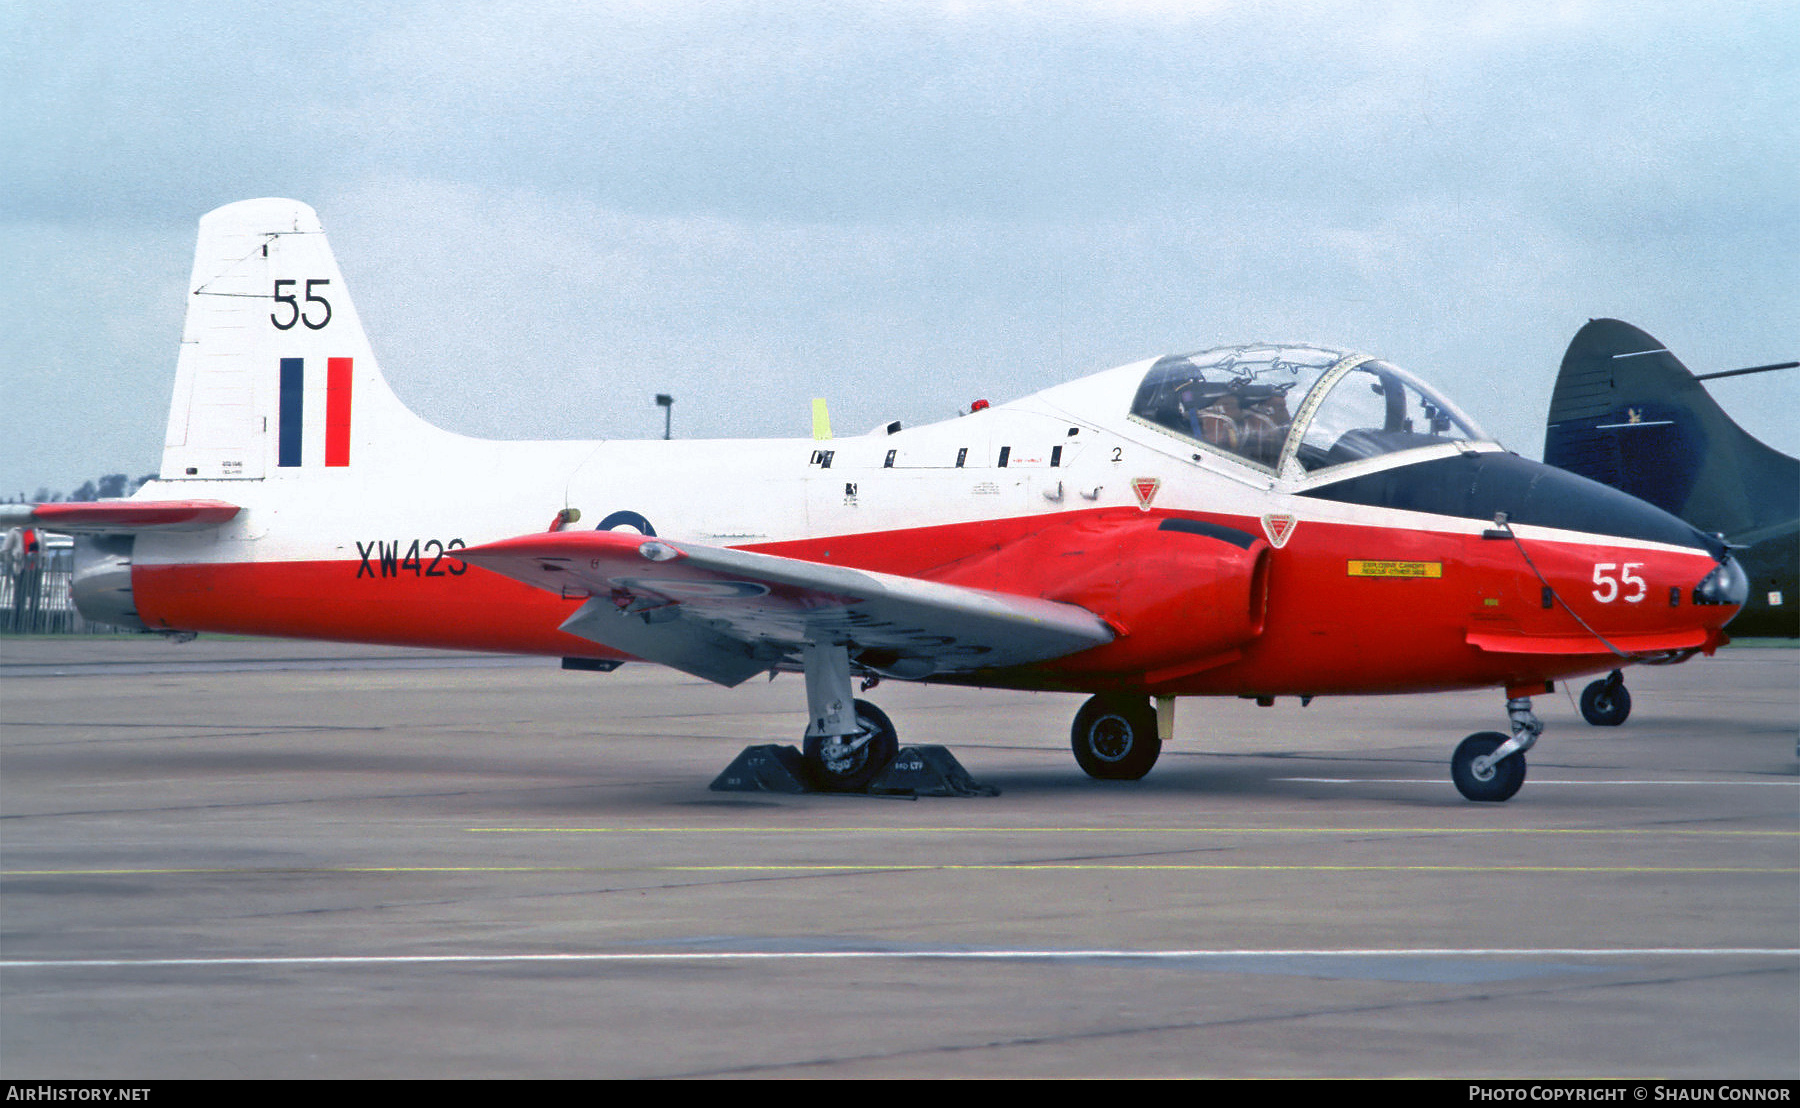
[1451,695,1542,802]
[1451,732,1527,802]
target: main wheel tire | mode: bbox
[1579,678,1631,726]
[1070,694,1162,781]
[802,699,899,792]
[1451,731,1526,802]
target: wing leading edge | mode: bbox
[459,530,1116,686]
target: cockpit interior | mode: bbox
[1128,344,1490,476]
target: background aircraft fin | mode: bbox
[1543,318,1797,636]
[1543,318,1796,541]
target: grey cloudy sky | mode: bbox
[4,0,1795,497]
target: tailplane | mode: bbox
[160,198,440,482]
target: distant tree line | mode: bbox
[6,474,158,504]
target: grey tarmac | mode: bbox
[1,636,1795,1078]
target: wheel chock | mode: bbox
[708,743,999,797]
[869,745,999,798]
[709,744,811,793]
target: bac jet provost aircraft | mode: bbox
[12,199,1750,802]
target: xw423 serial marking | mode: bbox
[356,539,468,579]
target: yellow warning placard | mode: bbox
[1348,560,1443,578]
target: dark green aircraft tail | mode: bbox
[1544,318,1797,637]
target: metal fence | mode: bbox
[1,543,128,634]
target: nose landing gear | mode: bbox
[1452,695,1542,802]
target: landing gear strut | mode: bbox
[1071,694,1161,780]
[1579,669,1631,726]
[799,641,898,791]
[1452,695,1541,802]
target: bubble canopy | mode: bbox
[1127,344,1493,476]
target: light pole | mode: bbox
[654,393,673,440]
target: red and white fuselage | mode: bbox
[25,199,1744,797]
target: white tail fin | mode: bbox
[161,198,439,482]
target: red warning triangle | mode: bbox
[1262,513,1296,547]
[1131,477,1161,510]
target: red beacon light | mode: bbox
[970,399,990,412]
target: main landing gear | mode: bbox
[1451,695,1543,802]
[803,700,898,792]
[799,642,899,791]
[797,655,1552,801]
[1070,694,1163,780]
[1578,669,1632,726]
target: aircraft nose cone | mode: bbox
[1693,553,1749,608]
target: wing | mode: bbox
[0,500,241,534]
[459,530,1115,687]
